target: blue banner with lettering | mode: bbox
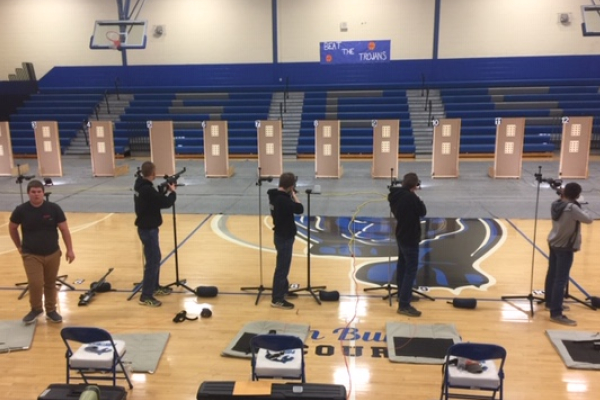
[320,40,391,65]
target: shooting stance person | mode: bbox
[134,161,176,307]
[544,182,593,326]
[267,172,304,310]
[8,179,75,324]
[389,172,426,317]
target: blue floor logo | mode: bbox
[296,217,504,292]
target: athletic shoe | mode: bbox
[139,296,162,307]
[46,310,63,323]
[550,315,577,326]
[544,305,570,311]
[271,300,295,310]
[397,305,422,317]
[154,286,173,296]
[22,309,43,324]
[285,292,299,299]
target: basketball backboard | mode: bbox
[90,20,147,50]
[581,6,600,36]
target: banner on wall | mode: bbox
[320,40,390,65]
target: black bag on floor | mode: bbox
[38,384,127,400]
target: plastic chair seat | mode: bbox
[254,348,303,378]
[447,359,500,389]
[70,339,127,369]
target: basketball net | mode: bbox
[106,31,123,51]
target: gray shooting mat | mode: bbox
[222,321,311,359]
[386,322,462,364]
[546,330,600,370]
[0,320,37,353]
[112,331,170,373]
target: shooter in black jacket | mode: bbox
[389,172,427,317]
[267,172,304,310]
[134,161,176,307]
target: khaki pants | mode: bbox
[22,250,61,312]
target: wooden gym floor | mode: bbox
[0,212,599,400]
[0,157,599,400]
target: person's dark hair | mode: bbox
[562,182,582,200]
[279,172,297,190]
[402,172,420,189]
[141,161,156,178]
[26,179,44,193]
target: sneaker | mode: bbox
[154,286,173,296]
[22,309,43,324]
[544,304,570,311]
[285,292,299,299]
[46,310,63,323]
[271,300,295,310]
[550,315,577,326]
[139,296,162,307]
[397,305,422,317]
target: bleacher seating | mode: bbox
[7,76,599,158]
[117,91,272,155]
[439,85,600,155]
[8,92,102,155]
[297,90,416,157]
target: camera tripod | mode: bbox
[241,169,273,304]
[163,202,197,294]
[501,166,546,317]
[289,186,326,305]
[364,169,397,305]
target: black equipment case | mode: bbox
[197,381,346,400]
[38,384,127,400]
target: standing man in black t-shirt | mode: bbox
[267,172,303,310]
[9,180,75,324]
[134,161,176,307]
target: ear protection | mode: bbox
[172,310,198,323]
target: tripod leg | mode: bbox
[15,282,29,300]
[56,275,75,290]
[412,288,435,301]
[128,282,143,301]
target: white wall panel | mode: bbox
[439,0,600,58]
[277,0,435,62]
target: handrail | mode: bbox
[279,102,284,128]
[104,90,111,114]
[114,78,121,100]
[424,88,430,111]
[82,119,89,146]
[94,103,100,121]
[427,100,433,127]
[284,76,289,113]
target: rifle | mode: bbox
[78,268,114,306]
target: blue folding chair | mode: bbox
[250,334,305,383]
[60,327,133,389]
[440,342,506,400]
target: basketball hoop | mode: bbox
[106,31,122,50]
